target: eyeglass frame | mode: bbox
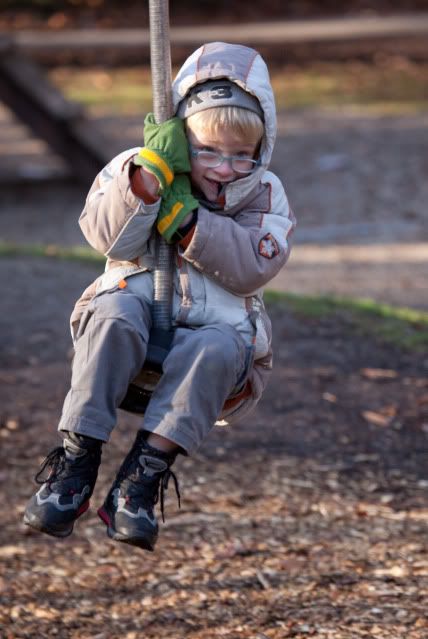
[188,145,261,174]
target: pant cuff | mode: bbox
[141,422,194,455]
[58,416,111,443]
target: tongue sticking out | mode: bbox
[217,183,227,197]
[205,179,227,204]
[207,178,221,194]
[216,183,227,206]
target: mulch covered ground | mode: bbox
[0,257,427,638]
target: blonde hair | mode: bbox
[186,106,264,145]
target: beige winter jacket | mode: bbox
[70,42,296,423]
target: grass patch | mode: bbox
[48,60,428,117]
[49,67,154,116]
[272,60,428,114]
[0,241,104,266]
[265,290,428,351]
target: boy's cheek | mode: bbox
[189,165,204,188]
[189,173,199,191]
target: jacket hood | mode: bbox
[172,42,277,210]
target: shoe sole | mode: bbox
[23,500,90,538]
[97,507,156,551]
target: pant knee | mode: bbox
[205,324,245,354]
[186,325,246,373]
[89,291,151,342]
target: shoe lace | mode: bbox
[126,465,181,523]
[159,467,181,523]
[35,447,66,485]
[34,444,99,486]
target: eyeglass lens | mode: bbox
[196,150,256,173]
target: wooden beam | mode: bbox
[0,37,111,184]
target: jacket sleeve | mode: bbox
[78,150,161,260]
[181,173,296,296]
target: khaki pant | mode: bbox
[59,289,249,453]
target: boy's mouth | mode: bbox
[205,178,230,199]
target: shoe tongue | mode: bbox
[139,454,168,476]
[63,437,86,459]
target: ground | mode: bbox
[0,83,427,639]
[0,265,427,638]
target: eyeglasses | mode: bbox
[189,146,260,174]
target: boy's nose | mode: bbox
[212,158,235,177]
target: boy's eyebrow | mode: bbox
[192,142,215,149]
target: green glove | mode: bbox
[157,175,198,243]
[133,113,191,192]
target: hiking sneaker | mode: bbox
[97,431,180,551]
[23,433,102,538]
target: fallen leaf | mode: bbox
[360,368,398,380]
[322,392,337,403]
[374,565,409,578]
[0,545,26,558]
[362,410,394,427]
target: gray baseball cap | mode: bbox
[177,79,264,120]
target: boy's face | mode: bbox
[186,127,260,202]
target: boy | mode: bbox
[24,42,295,551]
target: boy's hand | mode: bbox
[133,114,191,193]
[157,175,198,243]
